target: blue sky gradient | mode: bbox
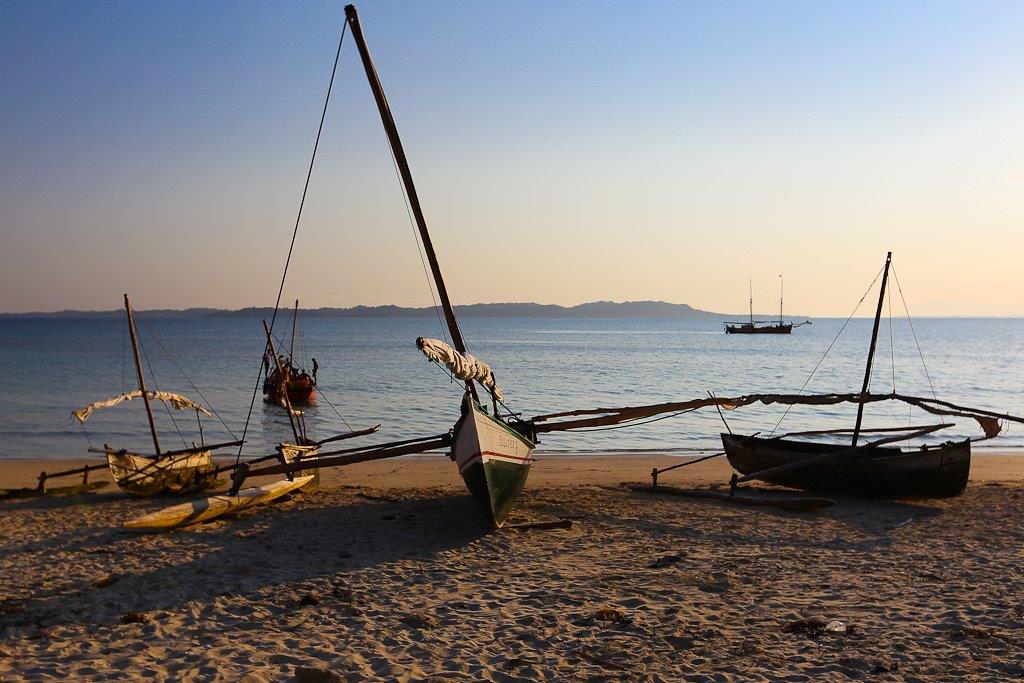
[2,1,1022,314]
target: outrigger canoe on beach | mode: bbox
[70,294,243,496]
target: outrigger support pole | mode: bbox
[229,433,453,494]
[648,432,761,487]
[35,462,107,492]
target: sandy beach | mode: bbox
[1,452,1022,681]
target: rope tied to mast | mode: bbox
[234,17,350,466]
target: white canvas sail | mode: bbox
[72,390,211,423]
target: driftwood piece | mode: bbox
[631,484,834,512]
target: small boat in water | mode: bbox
[725,277,808,334]
[262,299,317,405]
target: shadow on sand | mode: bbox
[1,489,493,629]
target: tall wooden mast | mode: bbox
[124,293,161,456]
[851,252,892,446]
[779,276,784,325]
[748,279,753,324]
[345,3,478,400]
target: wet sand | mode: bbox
[1,453,1022,681]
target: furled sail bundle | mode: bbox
[72,390,212,423]
[417,337,504,402]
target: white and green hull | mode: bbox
[453,398,535,527]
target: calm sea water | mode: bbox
[0,316,1021,459]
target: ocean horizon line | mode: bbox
[3,300,1013,319]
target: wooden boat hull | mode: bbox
[263,377,316,405]
[453,397,535,527]
[123,475,314,530]
[721,433,970,498]
[106,450,217,497]
[725,323,793,334]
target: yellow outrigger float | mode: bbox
[124,476,314,530]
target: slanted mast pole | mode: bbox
[344,4,480,401]
[852,252,892,446]
[124,294,161,456]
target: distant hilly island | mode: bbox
[1,301,783,320]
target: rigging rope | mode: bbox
[78,420,94,449]
[121,314,127,394]
[888,284,896,394]
[384,129,452,349]
[768,264,885,436]
[133,311,237,439]
[314,386,354,432]
[235,19,349,465]
[137,330,189,448]
[891,266,937,401]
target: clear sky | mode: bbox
[2,1,1022,316]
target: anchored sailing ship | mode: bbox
[263,299,317,405]
[725,277,808,334]
[72,295,242,496]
